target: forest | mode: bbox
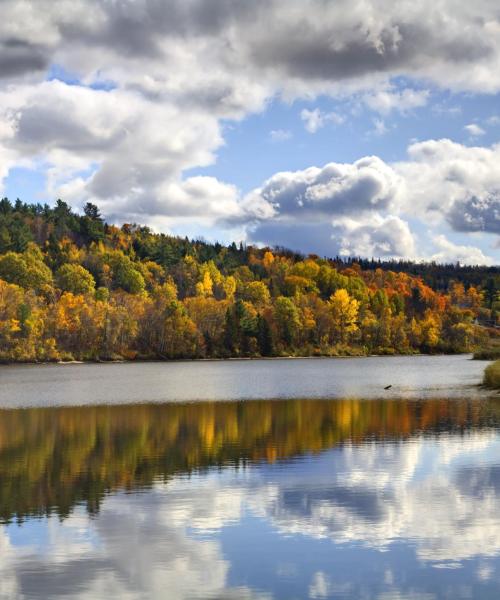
[0,198,498,362]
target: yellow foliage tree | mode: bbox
[196,270,213,297]
[329,289,359,344]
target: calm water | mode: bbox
[0,354,489,407]
[0,355,498,599]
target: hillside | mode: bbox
[0,198,498,362]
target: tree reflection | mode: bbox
[0,397,498,522]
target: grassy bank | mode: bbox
[484,360,500,389]
[473,337,500,360]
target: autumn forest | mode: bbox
[0,198,498,362]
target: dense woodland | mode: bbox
[0,397,497,522]
[0,198,499,362]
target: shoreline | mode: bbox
[0,351,476,367]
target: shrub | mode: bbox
[484,360,500,389]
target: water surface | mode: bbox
[0,354,489,407]
[0,355,498,599]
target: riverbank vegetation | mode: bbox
[484,360,500,389]
[474,339,500,360]
[0,198,498,362]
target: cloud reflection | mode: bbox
[1,430,500,599]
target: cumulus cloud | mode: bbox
[430,234,494,265]
[0,1,498,262]
[0,79,225,221]
[239,138,498,262]
[245,1,500,93]
[249,215,416,260]
[241,156,412,258]
[248,157,402,217]
[249,213,416,258]
[395,139,500,234]
[447,192,500,234]
[331,215,416,258]
[1,0,500,94]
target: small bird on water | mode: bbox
[384,385,392,390]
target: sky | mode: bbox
[0,0,499,265]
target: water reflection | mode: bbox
[1,397,500,599]
[0,397,496,522]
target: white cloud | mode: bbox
[332,214,416,258]
[247,156,403,218]
[2,0,500,96]
[238,138,498,262]
[432,103,462,117]
[269,129,292,142]
[0,1,498,262]
[0,79,227,222]
[395,138,500,235]
[364,87,430,115]
[372,118,389,136]
[249,217,417,260]
[430,234,494,265]
[464,123,486,137]
[300,108,344,133]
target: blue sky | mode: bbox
[189,89,500,191]
[0,0,498,264]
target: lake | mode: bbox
[0,355,498,599]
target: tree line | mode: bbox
[0,198,498,362]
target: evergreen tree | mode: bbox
[257,314,273,356]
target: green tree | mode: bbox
[56,264,96,295]
[81,203,105,243]
[0,248,53,292]
[106,253,145,294]
[274,296,301,347]
[257,314,274,356]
